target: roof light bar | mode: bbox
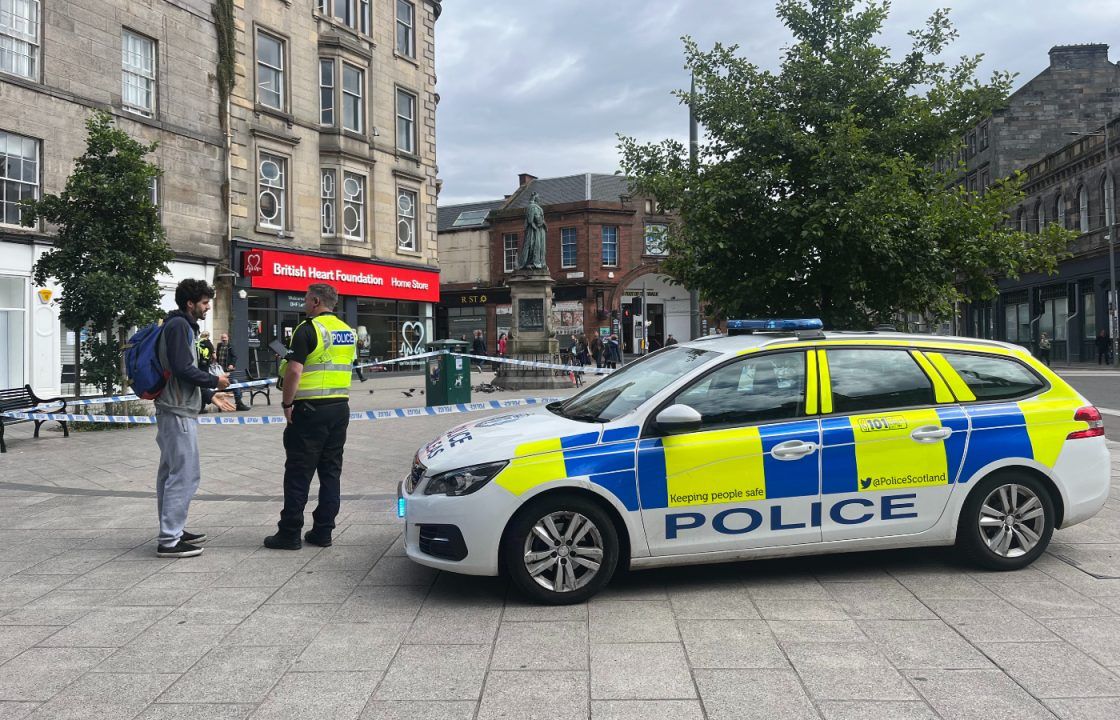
[726,318,824,332]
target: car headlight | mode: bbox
[422,461,508,497]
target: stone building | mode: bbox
[955,45,1120,362]
[947,45,1120,195]
[0,0,225,395]
[226,0,443,375]
[437,173,688,354]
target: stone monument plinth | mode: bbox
[494,270,569,390]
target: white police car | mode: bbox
[399,320,1110,604]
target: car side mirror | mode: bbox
[655,404,703,434]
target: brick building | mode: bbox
[438,173,688,354]
[954,45,1120,362]
[0,0,225,395]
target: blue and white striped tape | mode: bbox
[0,396,566,426]
[452,352,614,375]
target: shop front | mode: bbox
[233,245,439,376]
[437,288,511,349]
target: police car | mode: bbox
[399,320,1110,604]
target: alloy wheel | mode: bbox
[977,483,1047,558]
[522,511,604,593]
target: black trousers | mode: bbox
[278,400,349,536]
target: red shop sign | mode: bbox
[243,248,439,303]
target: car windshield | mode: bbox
[549,346,716,422]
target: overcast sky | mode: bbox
[435,1,1120,205]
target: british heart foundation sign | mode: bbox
[243,248,439,303]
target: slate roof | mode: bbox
[505,173,635,209]
[436,199,505,233]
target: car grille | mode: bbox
[406,456,425,493]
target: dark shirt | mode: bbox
[287,312,347,405]
[215,341,238,369]
[471,336,486,355]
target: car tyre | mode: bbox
[957,472,1055,571]
[503,494,619,604]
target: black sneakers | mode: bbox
[263,533,301,550]
[304,530,332,548]
[156,541,204,558]
[235,402,250,411]
[181,530,207,544]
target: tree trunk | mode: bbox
[118,325,128,393]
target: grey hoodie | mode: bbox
[154,310,218,418]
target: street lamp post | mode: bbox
[1069,124,1116,365]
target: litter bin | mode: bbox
[425,339,471,406]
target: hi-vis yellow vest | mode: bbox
[282,314,357,401]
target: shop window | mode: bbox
[560,227,577,268]
[0,0,38,79]
[0,276,25,387]
[397,187,417,251]
[258,152,286,230]
[342,172,365,241]
[0,130,38,227]
[320,168,335,236]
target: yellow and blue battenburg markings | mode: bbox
[495,426,643,511]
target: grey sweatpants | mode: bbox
[155,412,201,546]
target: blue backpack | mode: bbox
[125,321,169,399]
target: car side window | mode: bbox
[673,351,806,429]
[940,352,1045,400]
[826,348,935,413]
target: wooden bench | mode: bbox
[228,369,272,406]
[0,385,69,454]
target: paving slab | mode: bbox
[695,668,819,720]
[477,670,589,720]
[589,643,696,700]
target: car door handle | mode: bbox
[771,440,817,460]
[910,425,952,442]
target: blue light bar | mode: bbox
[726,318,824,331]
[397,497,406,518]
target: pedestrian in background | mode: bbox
[1097,329,1111,365]
[1038,332,1051,366]
[266,283,356,550]
[590,334,604,368]
[665,334,678,346]
[154,280,230,558]
[604,334,621,369]
[497,332,507,358]
[215,332,249,411]
[197,331,215,373]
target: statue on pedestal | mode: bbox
[517,192,548,271]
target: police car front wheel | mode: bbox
[958,473,1055,571]
[503,495,619,604]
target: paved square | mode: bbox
[2,373,1120,718]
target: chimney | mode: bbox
[518,173,537,187]
[1049,44,1110,71]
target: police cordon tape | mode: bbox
[39,351,611,411]
[0,396,567,425]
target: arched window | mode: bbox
[1080,185,1090,232]
[1055,192,1065,229]
[1036,201,1045,233]
[1019,207,1028,233]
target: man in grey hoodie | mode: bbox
[154,279,229,557]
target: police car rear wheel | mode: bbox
[504,496,619,604]
[958,474,1054,570]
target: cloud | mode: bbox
[436,0,1120,204]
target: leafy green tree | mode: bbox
[619,0,1074,328]
[23,112,173,394]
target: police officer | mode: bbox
[264,283,357,550]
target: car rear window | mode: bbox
[940,352,1045,401]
